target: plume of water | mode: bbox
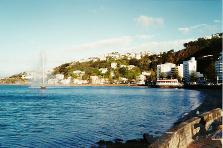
[30,53,47,88]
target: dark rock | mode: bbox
[114,138,123,143]
[126,138,143,143]
[143,133,155,144]
[96,140,113,145]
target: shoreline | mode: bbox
[0,83,222,89]
[94,89,222,147]
[0,83,147,87]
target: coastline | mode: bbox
[94,88,222,147]
[1,83,222,90]
[0,83,147,87]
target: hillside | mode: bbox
[53,33,222,82]
[1,33,222,84]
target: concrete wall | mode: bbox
[149,108,222,148]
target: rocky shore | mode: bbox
[94,88,222,148]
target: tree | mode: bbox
[160,72,167,80]
[119,67,127,77]
[146,70,156,82]
[70,73,78,79]
[190,71,197,82]
[129,58,140,67]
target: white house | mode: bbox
[111,62,117,69]
[99,68,108,74]
[183,57,197,83]
[90,76,100,84]
[73,70,85,75]
[55,74,64,80]
[120,64,127,68]
[127,65,135,70]
[142,71,151,76]
[73,79,88,85]
[47,79,58,85]
[21,72,34,80]
[60,77,72,85]
[157,63,176,79]
[136,74,146,85]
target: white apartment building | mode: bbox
[215,52,222,84]
[171,64,184,78]
[157,63,176,79]
[183,57,197,83]
[177,64,184,78]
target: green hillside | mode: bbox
[53,33,222,82]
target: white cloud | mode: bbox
[178,23,220,34]
[71,36,133,51]
[67,35,192,55]
[178,27,190,34]
[133,39,193,53]
[214,19,221,23]
[135,15,164,27]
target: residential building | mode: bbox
[157,63,176,79]
[120,77,128,83]
[47,79,58,85]
[127,65,135,70]
[73,70,85,75]
[183,57,197,83]
[196,72,205,84]
[215,52,222,84]
[111,62,117,69]
[90,76,109,84]
[142,71,151,76]
[55,74,64,80]
[21,72,34,80]
[107,52,121,59]
[60,77,72,85]
[99,68,108,74]
[171,64,184,78]
[120,64,127,68]
[73,79,88,85]
[135,53,141,59]
[90,76,100,84]
[177,64,184,78]
[136,74,146,85]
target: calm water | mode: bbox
[0,85,206,147]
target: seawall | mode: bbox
[149,108,222,148]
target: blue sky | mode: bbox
[0,0,222,76]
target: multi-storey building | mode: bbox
[157,63,176,79]
[215,52,222,84]
[183,57,197,83]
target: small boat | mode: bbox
[40,86,46,89]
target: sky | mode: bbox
[0,0,222,77]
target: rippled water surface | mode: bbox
[0,85,206,147]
